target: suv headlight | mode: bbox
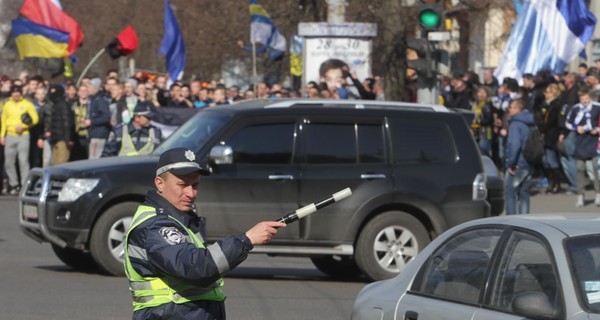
[58,178,100,202]
[472,173,488,200]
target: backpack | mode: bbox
[522,125,544,165]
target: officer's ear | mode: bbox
[155,175,165,193]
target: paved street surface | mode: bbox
[528,187,600,213]
[0,189,598,319]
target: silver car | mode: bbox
[351,214,600,320]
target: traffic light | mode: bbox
[417,0,444,32]
[406,38,437,79]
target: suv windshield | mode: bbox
[154,110,231,154]
[565,235,600,313]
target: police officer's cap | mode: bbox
[133,103,154,119]
[156,148,210,177]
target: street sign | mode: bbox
[428,31,451,41]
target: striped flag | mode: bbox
[11,18,69,59]
[494,0,597,83]
[19,0,83,55]
[249,0,286,60]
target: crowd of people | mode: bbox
[3,61,599,212]
[442,61,600,211]
[0,65,385,195]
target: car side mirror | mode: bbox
[511,291,560,320]
[209,145,233,165]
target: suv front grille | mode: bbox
[24,171,66,200]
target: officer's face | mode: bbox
[155,172,200,211]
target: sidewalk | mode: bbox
[529,187,600,214]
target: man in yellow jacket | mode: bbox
[0,84,39,195]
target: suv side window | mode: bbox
[301,122,385,164]
[225,123,296,164]
[388,118,457,164]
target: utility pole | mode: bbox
[326,0,346,23]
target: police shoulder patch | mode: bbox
[159,227,185,245]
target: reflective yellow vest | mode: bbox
[118,126,156,156]
[124,205,225,311]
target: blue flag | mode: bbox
[159,0,185,84]
[495,0,597,83]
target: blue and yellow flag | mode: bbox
[11,18,69,59]
[250,0,286,60]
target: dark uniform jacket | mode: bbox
[101,122,163,157]
[128,190,254,320]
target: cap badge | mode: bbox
[185,150,195,161]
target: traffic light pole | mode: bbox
[417,33,437,105]
[417,75,437,105]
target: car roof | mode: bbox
[215,98,450,113]
[469,213,600,237]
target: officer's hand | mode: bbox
[245,221,286,245]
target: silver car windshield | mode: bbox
[153,110,231,155]
[565,235,600,314]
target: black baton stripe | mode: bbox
[314,196,336,210]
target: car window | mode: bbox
[301,122,385,164]
[489,231,560,312]
[388,118,457,164]
[225,123,296,164]
[565,235,600,313]
[413,228,502,304]
[154,110,230,154]
[358,124,385,163]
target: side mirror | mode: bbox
[209,145,233,165]
[511,291,560,319]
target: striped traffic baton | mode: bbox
[275,188,352,224]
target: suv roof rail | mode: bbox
[261,99,448,112]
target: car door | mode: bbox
[296,115,393,241]
[197,116,301,239]
[397,228,504,320]
[474,229,564,320]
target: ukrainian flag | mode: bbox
[11,18,69,59]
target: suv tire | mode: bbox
[356,211,430,281]
[89,202,135,276]
[310,255,363,278]
[51,244,98,272]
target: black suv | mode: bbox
[19,99,502,281]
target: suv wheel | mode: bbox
[310,255,363,278]
[356,211,430,281]
[89,202,136,276]
[51,244,98,272]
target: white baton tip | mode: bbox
[332,188,352,202]
[296,204,317,218]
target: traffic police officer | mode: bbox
[124,148,285,319]
[102,103,162,157]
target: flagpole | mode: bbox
[76,47,106,86]
[252,41,257,94]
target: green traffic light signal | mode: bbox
[419,9,441,29]
[417,0,444,32]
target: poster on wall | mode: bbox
[304,37,372,85]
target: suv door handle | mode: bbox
[269,175,294,180]
[361,173,386,180]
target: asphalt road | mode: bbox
[0,195,365,320]
[0,189,597,320]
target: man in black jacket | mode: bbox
[41,84,74,165]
